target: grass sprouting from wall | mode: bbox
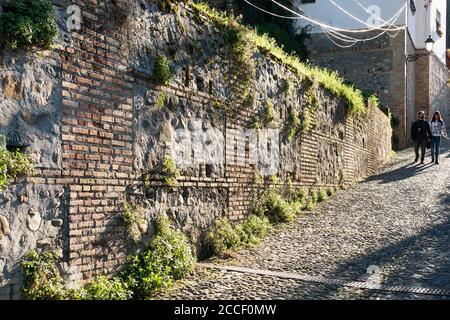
[188,1,369,116]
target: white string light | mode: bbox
[309,6,405,45]
[329,0,405,31]
[273,0,406,46]
[270,0,406,34]
[353,0,405,28]
[242,0,407,48]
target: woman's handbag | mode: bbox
[426,140,432,149]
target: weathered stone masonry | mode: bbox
[303,30,408,149]
[0,0,392,298]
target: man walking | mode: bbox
[411,111,432,164]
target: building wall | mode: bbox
[429,53,450,122]
[0,0,392,298]
[414,51,431,120]
[413,51,450,126]
[408,0,447,63]
[406,32,416,142]
[447,0,450,49]
[427,0,447,63]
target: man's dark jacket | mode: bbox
[411,119,432,141]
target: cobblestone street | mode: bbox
[157,137,450,300]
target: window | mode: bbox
[409,0,416,15]
[436,10,443,37]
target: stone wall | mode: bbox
[0,0,392,298]
[303,30,407,149]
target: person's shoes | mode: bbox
[420,161,424,164]
[414,158,419,163]
[431,158,435,163]
[435,160,439,164]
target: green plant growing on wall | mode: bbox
[22,250,67,300]
[226,24,256,105]
[300,86,319,135]
[252,169,263,184]
[121,215,195,299]
[155,91,166,109]
[262,99,275,125]
[268,174,279,185]
[254,189,296,224]
[154,53,173,85]
[84,276,132,300]
[188,1,368,117]
[318,189,328,202]
[122,202,148,243]
[0,135,34,190]
[161,155,180,187]
[368,94,379,106]
[296,186,308,206]
[300,106,314,135]
[0,0,58,50]
[326,187,335,197]
[156,0,181,13]
[287,108,301,141]
[243,91,256,110]
[206,215,272,255]
[284,77,294,98]
[310,190,319,204]
[22,250,131,300]
[143,174,150,188]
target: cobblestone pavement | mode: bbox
[157,138,450,300]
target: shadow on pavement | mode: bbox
[295,178,450,299]
[365,137,450,184]
[293,220,450,299]
[292,135,450,299]
[365,162,434,184]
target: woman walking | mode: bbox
[429,111,447,164]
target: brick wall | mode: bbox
[429,53,450,123]
[406,32,416,144]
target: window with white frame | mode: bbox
[436,9,443,37]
